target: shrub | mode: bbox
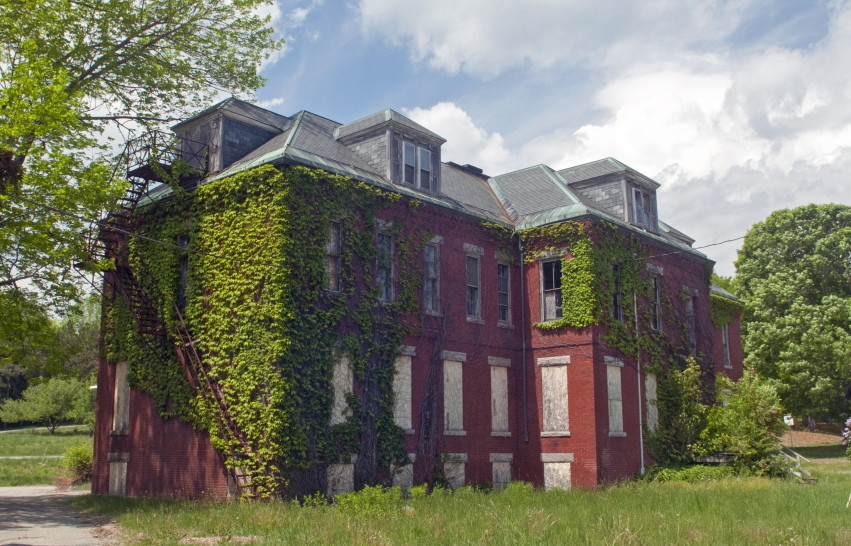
[334,485,402,515]
[62,443,92,484]
[697,370,786,476]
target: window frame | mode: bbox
[465,254,481,320]
[376,231,394,302]
[721,323,732,369]
[541,259,563,321]
[325,222,342,292]
[612,263,624,322]
[402,141,433,191]
[650,275,661,331]
[632,186,655,229]
[497,262,511,325]
[423,243,440,315]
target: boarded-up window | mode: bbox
[326,463,354,496]
[330,357,352,425]
[541,453,573,490]
[538,356,569,436]
[491,453,512,491]
[490,364,509,434]
[393,355,412,431]
[444,360,464,433]
[392,454,415,491]
[377,232,393,302]
[112,361,130,435]
[443,453,467,489]
[645,373,658,432]
[606,358,624,436]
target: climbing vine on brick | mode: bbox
[103,165,416,498]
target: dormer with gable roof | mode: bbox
[172,98,289,175]
[335,110,446,195]
[558,158,660,234]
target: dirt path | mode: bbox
[0,486,119,545]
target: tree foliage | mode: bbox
[0,0,282,305]
[735,204,851,418]
[697,370,786,475]
[0,376,91,432]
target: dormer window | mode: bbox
[631,186,656,230]
[403,142,432,191]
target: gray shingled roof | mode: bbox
[558,158,659,189]
[441,164,512,224]
[489,165,580,219]
[158,102,711,262]
[335,109,446,143]
[173,97,289,132]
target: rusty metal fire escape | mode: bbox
[82,132,268,497]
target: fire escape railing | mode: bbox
[81,131,269,496]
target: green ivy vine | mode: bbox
[103,164,419,498]
[709,293,744,326]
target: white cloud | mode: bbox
[357,0,758,78]
[404,102,514,174]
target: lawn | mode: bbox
[0,426,92,457]
[0,426,92,486]
[71,455,851,545]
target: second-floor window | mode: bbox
[721,323,731,368]
[612,264,624,321]
[325,222,342,291]
[466,255,481,318]
[541,259,562,321]
[423,243,440,314]
[497,263,510,324]
[377,232,393,301]
[403,142,432,191]
[650,276,661,330]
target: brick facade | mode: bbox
[93,99,744,498]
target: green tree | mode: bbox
[0,377,91,432]
[697,370,786,475]
[735,204,851,419]
[0,0,282,305]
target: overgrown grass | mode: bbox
[71,467,851,545]
[0,458,65,486]
[0,426,92,456]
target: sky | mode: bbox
[250,0,851,276]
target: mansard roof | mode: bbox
[155,100,709,261]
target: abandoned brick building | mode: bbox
[92,98,744,499]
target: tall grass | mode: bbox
[0,458,65,486]
[72,467,851,545]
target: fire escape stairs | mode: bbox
[173,306,264,498]
[81,131,259,496]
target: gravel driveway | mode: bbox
[0,486,118,545]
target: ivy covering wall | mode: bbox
[104,165,416,498]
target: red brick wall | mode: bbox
[94,192,731,497]
[92,355,229,499]
[713,315,744,380]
